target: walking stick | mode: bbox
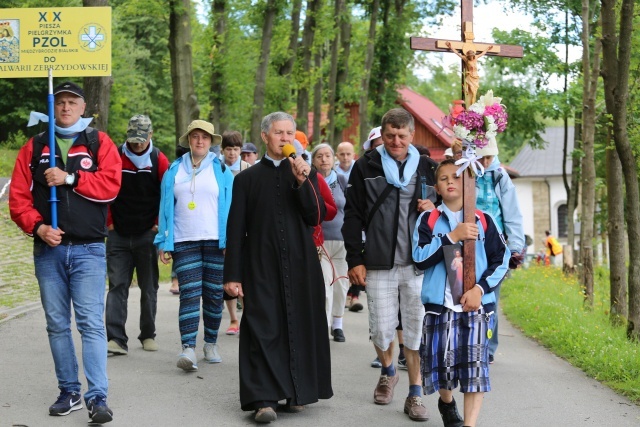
[47,68,58,229]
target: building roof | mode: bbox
[509,127,575,177]
[397,86,454,147]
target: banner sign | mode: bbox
[0,7,111,78]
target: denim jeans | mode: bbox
[105,228,159,350]
[34,241,109,403]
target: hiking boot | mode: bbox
[397,354,407,370]
[255,407,277,423]
[177,346,198,371]
[49,390,82,416]
[438,397,464,427]
[373,373,399,405]
[142,338,158,351]
[203,343,222,363]
[107,340,127,355]
[87,396,113,424]
[404,396,429,421]
[371,357,382,368]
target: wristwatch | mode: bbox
[64,173,75,186]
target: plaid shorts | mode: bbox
[420,308,493,394]
[366,264,425,351]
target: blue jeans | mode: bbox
[34,241,109,403]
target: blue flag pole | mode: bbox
[47,68,58,229]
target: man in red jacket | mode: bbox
[9,81,121,424]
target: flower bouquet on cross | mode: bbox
[445,90,508,176]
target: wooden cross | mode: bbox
[410,0,523,293]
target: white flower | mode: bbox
[478,90,502,106]
[453,124,470,140]
[469,102,485,114]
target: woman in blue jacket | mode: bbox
[155,120,233,372]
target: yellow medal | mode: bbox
[188,201,196,210]
[487,329,493,339]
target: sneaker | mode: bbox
[397,354,408,370]
[49,390,83,416]
[404,396,429,421]
[438,397,464,427]
[489,354,495,364]
[255,407,277,423]
[142,338,158,351]
[87,396,113,424]
[107,340,127,355]
[177,346,198,371]
[371,356,382,368]
[203,343,222,363]
[330,328,346,342]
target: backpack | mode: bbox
[426,209,488,234]
[30,127,100,176]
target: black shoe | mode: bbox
[489,354,495,364]
[349,301,363,312]
[438,397,463,427]
[49,390,83,416]
[331,328,346,342]
[87,396,113,424]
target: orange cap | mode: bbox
[295,130,309,149]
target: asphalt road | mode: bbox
[1,286,639,426]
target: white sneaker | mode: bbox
[177,346,198,371]
[203,343,222,363]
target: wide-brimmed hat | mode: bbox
[178,120,222,148]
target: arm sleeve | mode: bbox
[499,174,525,252]
[294,172,326,227]
[74,132,122,203]
[317,173,337,221]
[477,214,510,293]
[342,161,368,269]
[412,211,453,270]
[223,176,248,284]
[9,139,43,235]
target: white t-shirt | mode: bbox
[173,165,220,243]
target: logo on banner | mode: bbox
[78,23,106,52]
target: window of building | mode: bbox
[558,204,568,238]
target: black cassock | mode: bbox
[223,157,333,411]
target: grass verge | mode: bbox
[503,265,640,403]
[0,148,18,177]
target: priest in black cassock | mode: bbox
[223,112,333,423]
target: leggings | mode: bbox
[172,240,224,348]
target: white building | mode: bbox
[509,127,575,257]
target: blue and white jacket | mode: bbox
[154,153,233,251]
[412,205,510,315]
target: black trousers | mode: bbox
[105,228,159,350]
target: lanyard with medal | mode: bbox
[189,154,204,210]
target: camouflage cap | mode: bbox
[126,114,153,144]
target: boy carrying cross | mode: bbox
[412,159,509,427]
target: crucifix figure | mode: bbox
[410,0,523,292]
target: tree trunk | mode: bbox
[209,0,227,132]
[169,0,200,153]
[82,0,112,132]
[278,0,302,77]
[326,0,343,145]
[296,0,321,136]
[332,0,351,146]
[579,1,601,307]
[567,117,581,255]
[313,51,323,145]
[605,136,626,314]
[601,0,639,339]
[358,0,379,151]
[249,0,278,147]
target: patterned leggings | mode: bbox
[172,240,224,348]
